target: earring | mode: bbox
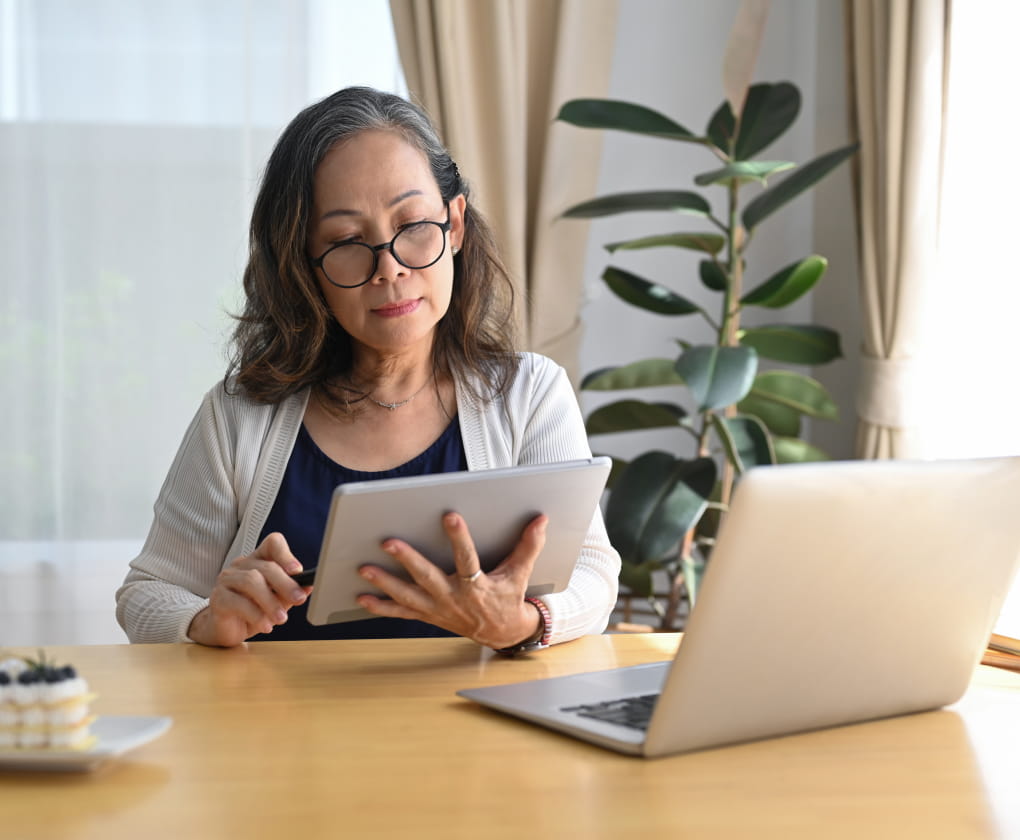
[452,246,460,256]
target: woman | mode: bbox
[116,87,619,650]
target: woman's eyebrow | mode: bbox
[319,189,426,222]
[388,189,424,207]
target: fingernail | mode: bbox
[360,566,375,580]
[382,542,399,555]
[292,589,306,602]
[274,610,287,624]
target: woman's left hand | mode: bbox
[355,512,548,649]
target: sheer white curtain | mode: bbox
[0,0,405,642]
[919,0,1020,461]
[919,0,1020,641]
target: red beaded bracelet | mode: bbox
[526,597,552,646]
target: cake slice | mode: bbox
[0,654,97,751]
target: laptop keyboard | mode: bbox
[561,693,660,731]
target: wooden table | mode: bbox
[3,634,1020,839]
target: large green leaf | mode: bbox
[581,358,686,390]
[694,160,794,187]
[602,266,703,315]
[710,414,776,474]
[586,399,685,436]
[556,99,703,142]
[743,142,860,230]
[736,393,802,437]
[734,82,801,159]
[699,259,728,292]
[706,101,735,154]
[741,256,828,308]
[739,325,843,364]
[773,437,830,463]
[562,191,710,219]
[675,345,758,412]
[749,370,838,420]
[605,452,716,565]
[605,232,726,256]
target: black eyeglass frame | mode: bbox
[311,203,452,289]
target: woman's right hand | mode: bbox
[187,532,311,647]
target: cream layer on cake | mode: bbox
[0,656,97,750]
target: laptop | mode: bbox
[458,457,1020,758]
[304,457,612,625]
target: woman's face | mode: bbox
[306,129,465,366]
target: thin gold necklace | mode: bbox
[367,375,434,411]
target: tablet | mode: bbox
[303,457,612,625]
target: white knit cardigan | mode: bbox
[116,352,620,645]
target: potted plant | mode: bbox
[557,70,857,630]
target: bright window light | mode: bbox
[920,0,1020,459]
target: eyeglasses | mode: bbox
[312,204,452,289]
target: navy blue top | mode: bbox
[252,417,467,640]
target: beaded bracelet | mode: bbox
[526,597,552,646]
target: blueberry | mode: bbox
[0,672,10,685]
[17,671,38,685]
[61,665,77,679]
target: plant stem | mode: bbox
[663,527,695,631]
[722,179,743,347]
[718,178,744,507]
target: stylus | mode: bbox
[291,568,316,586]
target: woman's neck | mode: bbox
[350,353,434,403]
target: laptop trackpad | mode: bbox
[565,661,670,700]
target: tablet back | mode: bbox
[306,457,612,625]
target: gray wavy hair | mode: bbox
[228,86,519,411]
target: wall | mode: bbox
[577,0,860,462]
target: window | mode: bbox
[0,0,406,643]
[920,0,1020,459]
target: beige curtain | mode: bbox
[845,0,951,458]
[388,0,618,380]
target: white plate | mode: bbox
[0,715,172,772]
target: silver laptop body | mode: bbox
[458,457,1020,758]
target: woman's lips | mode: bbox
[372,299,422,318]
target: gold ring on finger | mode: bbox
[461,569,483,583]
